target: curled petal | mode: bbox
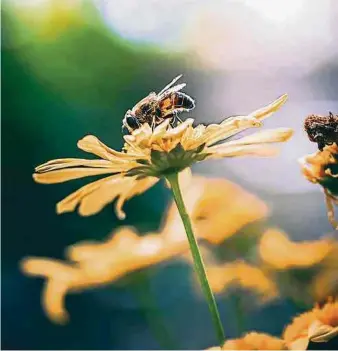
[248,94,288,121]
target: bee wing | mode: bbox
[158,83,187,99]
[158,74,183,95]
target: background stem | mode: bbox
[166,172,225,345]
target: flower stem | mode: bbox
[166,172,225,345]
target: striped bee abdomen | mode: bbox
[174,92,195,110]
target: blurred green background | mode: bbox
[2,0,338,349]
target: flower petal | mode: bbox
[35,158,115,172]
[203,94,288,147]
[33,167,120,184]
[206,144,280,158]
[222,128,294,147]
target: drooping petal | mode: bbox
[33,167,121,184]
[62,175,158,218]
[114,176,159,219]
[20,257,77,324]
[56,174,120,214]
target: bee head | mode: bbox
[122,110,140,134]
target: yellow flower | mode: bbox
[283,300,338,350]
[299,143,338,229]
[33,94,292,219]
[259,228,333,269]
[207,261,278,301]
[20,174,268,323]
[207,332,286,350]
[20,226,190,324]
[162,176,268,244]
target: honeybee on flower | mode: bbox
[33,88,292,219]
[122,75,195,132]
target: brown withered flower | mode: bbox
[300,113,338,229]
[283,300,338,350]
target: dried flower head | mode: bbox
[304,113,338,150]
[283,300,338,350]
[33,95,292,218]
[207,332,286,350]
[259,228,332,269]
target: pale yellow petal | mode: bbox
[203,116,262,147]
[248,94,288,121]
[206,144,280,158]
[56,174,120,214]
[35,158,115,172]
[33,167,119,184]
[202,94,288,147]
[215,128,294,148]
[77,135,139,161]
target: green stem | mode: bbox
[166,172,225,345]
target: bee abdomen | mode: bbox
[174,92,195,110]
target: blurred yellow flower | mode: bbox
[283,300,338,350]
[21,173,269,323]
[259,228,333,269]
[207,332,286,350]
[162,176,268,244]
[299,143,338,229]
[207,261,278,301]
[33,94,292,219]
[20,226,190,324]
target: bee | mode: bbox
[122,74,195,133]
[304,112,338,150]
